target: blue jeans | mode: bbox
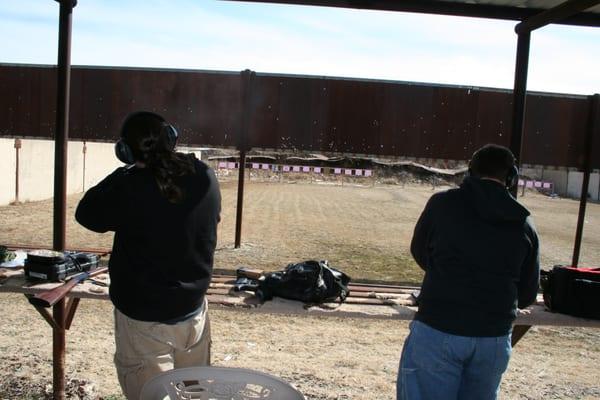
[397,320,511,400]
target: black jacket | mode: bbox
[411,177,539,337]
[75,158,221,322]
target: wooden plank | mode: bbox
[208,287,415,305]
[210,275,417,294]
[210,281,416,301]
[347,286,415,294]
[5,244,111,257]
[3,269,600,327]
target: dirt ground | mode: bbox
[1,179,600,399]
[2,179,599,280]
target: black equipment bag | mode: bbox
[257,260,351,304]
[541,265,600,320]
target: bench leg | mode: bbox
[26,295,81,400]
[511,324,531,346]
[53,299,66,400]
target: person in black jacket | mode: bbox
[76,111,221,400]
[397,144,539,400]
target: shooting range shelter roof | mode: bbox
[225,0,600,28]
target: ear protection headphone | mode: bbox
[114,111,178,165]
[114,139,136,165]
[505,165,519,189]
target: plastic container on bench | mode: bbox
[542,266,600,320]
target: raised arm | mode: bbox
[75,167,128,233]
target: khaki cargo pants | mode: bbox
[113,299,211,400]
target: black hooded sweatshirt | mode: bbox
[411,176,540,337]
[75,158,221,322]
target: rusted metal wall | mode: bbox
[1,64,597,168]
[0,64,241,147]
[248,73,597,168]
[522,94,594,169]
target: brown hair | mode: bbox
[121,111,195,203]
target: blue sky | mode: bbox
[0,0,598,95]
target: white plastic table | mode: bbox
[140,366,305,400]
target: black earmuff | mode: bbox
[114,112,178,165]
[164,124,178,150]
[115,138,135,165]
[506,165,519,189]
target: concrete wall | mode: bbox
[589,173,600,201]
[12,139,87,203]
[0,139,209,206]
[0,139,17,205]
[18,139,55,202]
[541,169,569,196]
[83,142,123,191]
[567,171,600,201]
[521,165,600,201]
[0,139,118,206]
[1,139,598,205]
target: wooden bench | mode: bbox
[2,268,599,328]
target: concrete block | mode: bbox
[542,169,568,196]
[18,139,55,202]
[0,139,16,205]
[588,173,599,201]
[567,171,600,200]
[567,171,583,199]
[84,142,122,190]
[12,139,84,203]
[68,141,84,194]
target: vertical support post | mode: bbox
[572,94,599,267]
[508,29,532,345]
[53,0,75,252]
[52,299,67,400]
[82,141,87,192]
[509,32,531,198]
[235,152,247,248]
[235,70,255,248]
[52,1,75,399]
[14,138,21,203]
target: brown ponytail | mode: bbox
[121,111,196,203]
[147,151,196,203]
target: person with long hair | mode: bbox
[76,111,221,399]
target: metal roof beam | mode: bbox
[54,0,78,7]
[515,0,600,33]
[222,0,600,28]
